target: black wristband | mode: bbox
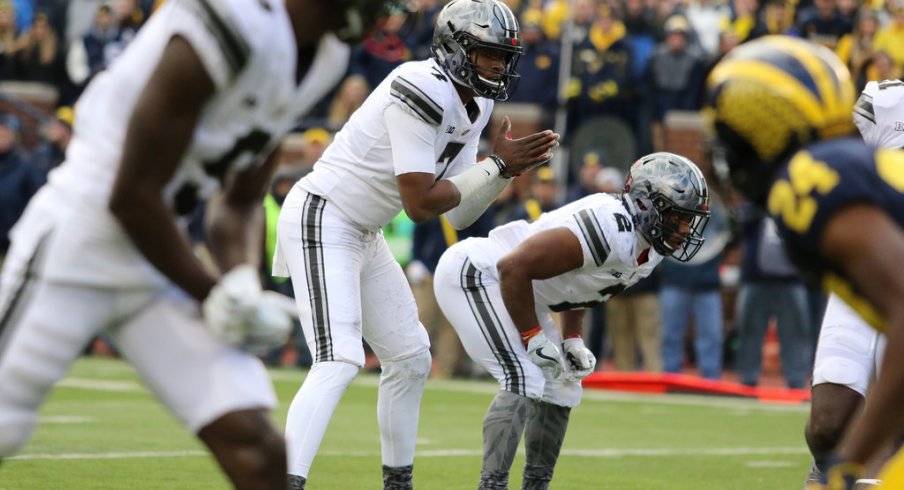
[488,154,507,175]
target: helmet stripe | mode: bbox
[763,37,843,115]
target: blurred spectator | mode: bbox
[276,127,333,171]
[606,272,662,372]
[66,3,120,90]
[794,0,853,50]
[349,10,412,91]
[623,0,658,37]
[750,0,798,38]
[595,165,623,193]
[566,149,606,201]
[509,166,560,222]
[327,75,370,131]
[31,105,73,170]
[506,8,560,112]
[9,12,66,85]
[10,0,30,35]
[262,168,313,368]
[0,0,17,77]
[722,0,760,44]
[659,193,730,380]
[865,49,902,83]
[685,0,733,58]
[0,113,44,262]
[735,207,811,389]
[872,1,904,71]
[565,6,635,133]
[837,9,880,91]
[400,0,442,60]
[65,0,106,46]
[645,15,707,151]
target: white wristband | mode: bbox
[447,157,506,203]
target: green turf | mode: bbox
[0,357,811,489]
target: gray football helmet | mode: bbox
[623,152,710,262]
[431,0,522,101]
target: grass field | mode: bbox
[0,357,812,489]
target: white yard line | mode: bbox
[11,446,809,461]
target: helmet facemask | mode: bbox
[452,34,521,100]
[645,193,710,262]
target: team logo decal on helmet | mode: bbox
[704,35,856,204]
[431,0,523,101]
[624,152,710,262]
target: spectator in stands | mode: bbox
[644,15,707,151]
[750,0,797,38]
[32,105,73,170]
[506,8,559,113]
[659,192,731,380]
[0,113,43,264]
[327,75,370,131]
[872,0,904,72]
[685,0,733,58]
[298,127,331,168]
[565,5,635,133]
[348,9,412,91]
[262,168,313,369]
[623,0,658,37]
[722,0,761,44]
[400,0,442,61]
[734,207,811,389]
[510,166,560,223]
[566,149,606,202]
[0,0,18,77]
[65,0,105,46]
[867,49,902,85]
[794,0,853,50]
[66,3,120,91]
[9,12,65,86]
[9,0,30,35]
[837,9,880,92]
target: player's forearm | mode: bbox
[402,179,461,223]
[205,194,263,274]
[498,260,540,334]
[109,190,217,302]
[560,310,585,338]
[836,316,904,464]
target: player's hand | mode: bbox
[823,459,864,490]
[491,116,559,178]
[525,331,565,380]
[203,264,295,354]
[563,337,596,380]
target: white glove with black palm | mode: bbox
[525,331,565,380]
[202,264,296,354]
[563,337,596,381]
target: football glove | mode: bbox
[563,337,596,380]
[525,331,564,380]
[203,264,295,354]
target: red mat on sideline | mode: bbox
[582,371,811,404]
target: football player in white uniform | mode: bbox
[273,0,559,488]
[803,79,904,489]
[433,153,710,489]
[0,0,394,488]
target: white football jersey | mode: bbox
[853,79,904,149]
[459,193,662,312]
[34,0,349,287]
[51,0,349,211]
[299,59,494,229]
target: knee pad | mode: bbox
[382,349,431,387]
[308,360,360,392]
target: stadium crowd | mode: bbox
[1,0,902,389]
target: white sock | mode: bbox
[378,350,431,467]
[285,361,359,476]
